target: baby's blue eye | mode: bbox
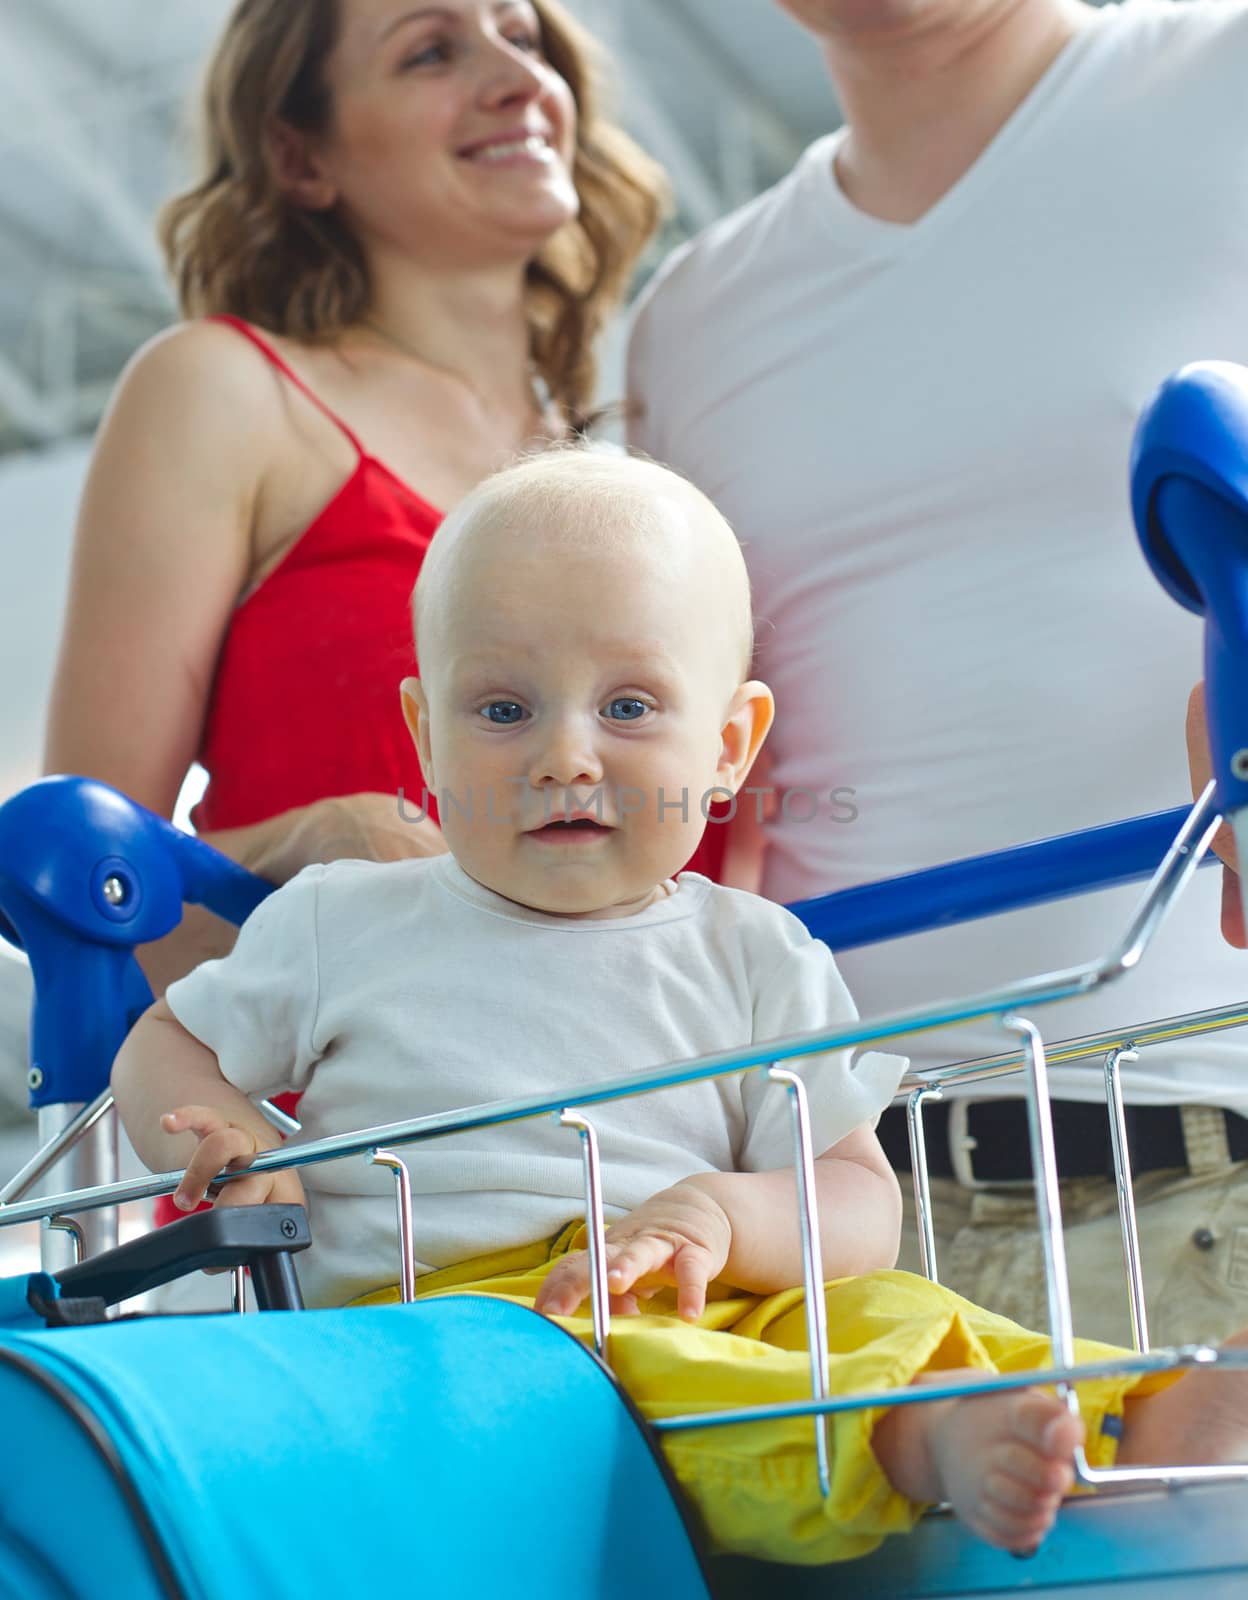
[604,698,648,722]
[481,701,526,725]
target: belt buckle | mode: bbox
[949,1098,1039,1190]
[947,1099,993,1190]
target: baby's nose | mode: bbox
[528,718,604,788]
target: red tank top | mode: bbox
[188,313,727,876]
[191,315,438,833]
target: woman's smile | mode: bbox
[457,127,558,166]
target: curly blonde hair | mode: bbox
[159,0,667,418]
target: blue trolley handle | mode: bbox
[0,776,272,1107]
[1132,360,1248,915]
[792,804,1215,952]
[799,363,1248,952]
[147,810,273,929]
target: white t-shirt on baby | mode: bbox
[165,855,905,1306]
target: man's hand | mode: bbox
[535,1183,732,1323]
[161,1104,306,1211]
[1186,682,1246,947]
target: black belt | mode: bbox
[877,1099,1248,1184]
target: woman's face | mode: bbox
[310,0,580,268]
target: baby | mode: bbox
[112,451,1247,1567]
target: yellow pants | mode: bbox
[354,1225,1176,1566]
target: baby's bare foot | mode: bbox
[875,1375,1084,1553]
[928,1390,1084,1551]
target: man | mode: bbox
[628,0,1248,1348]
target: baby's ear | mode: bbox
[400,677,434,787]
[717,680,774,793]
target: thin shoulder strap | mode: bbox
[209,314,365,456]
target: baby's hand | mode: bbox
[535,1182,731,1323]
[161,1105,306,1211]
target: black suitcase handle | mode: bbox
[54,1204,310,1311]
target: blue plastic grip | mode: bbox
[150,813,275,929]
[0,777,272,1107]
[791,804,1211,951]
[1132,360,1248,818]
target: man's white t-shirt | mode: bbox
[628,0,1248,1104]
[165,856,904,1307]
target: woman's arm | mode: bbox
[43,324,270,991]
[44,323,267,816]
[198,791,448,887]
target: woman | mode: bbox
[43,0,667,996]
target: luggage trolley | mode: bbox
[3,362,1248,1599]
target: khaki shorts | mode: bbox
[895,1107,1248,1347]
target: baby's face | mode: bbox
[409,509,756,918]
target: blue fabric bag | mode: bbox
[0,1288,709,1600]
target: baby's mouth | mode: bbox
[525,815,614,843]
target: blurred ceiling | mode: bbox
[0,0,839,456]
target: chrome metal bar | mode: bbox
[1075,1360,1248,1493]
[25,997,1241,1225]
[231,1266,247,1314]
[897,997,1248,1094]
[37,1103,117,1270]
[0,1090,296,1211]
[1097,783,1222,980]
[8,1013,1227,1227]
[650,1344,1248,1434]
[257,1098,302,1136]
[768,1067,831,1497]
[891,786,1223,1100]
[0,968,1121,1231]
[1104,1047,1149,1352]
[1078,1458,1248,1488]
[1068,1343,1248,1488]
[905,1086,943,1283]
[0,794,1225,1236]
[0,1087,113,1206]
[2,975,1233,1238]
[46,1214,84,1265]
[987,1019,1243,1497]
[1005,1015,1079,1390]
[559,1111,610,1360]
[371,1149,417,1304]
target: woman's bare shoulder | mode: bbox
[90,319,304,507]
[114,319,284,420]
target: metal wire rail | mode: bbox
[2,784,1247,1502]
